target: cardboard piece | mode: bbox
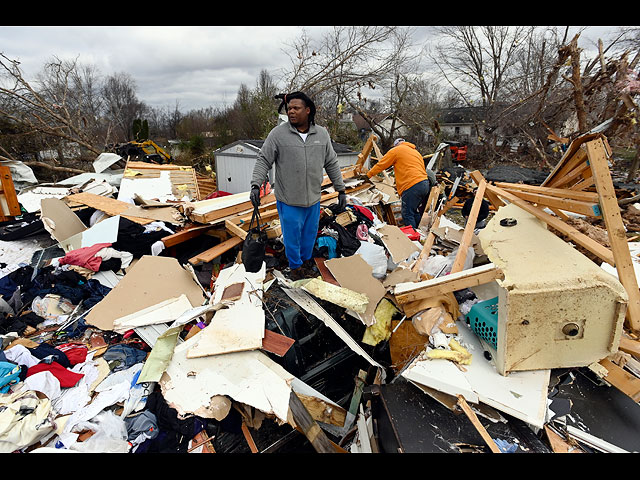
[377,224,420,264]
[326,254,386,326]
[40,197,120,252]
[85,255,206,331]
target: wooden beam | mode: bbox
[456,395,502,453]
[469,170,504,209]
[288,391,336,453]
[497,188,601,218]
[0,166,20,219]
[450,177,486,274]
[599,358,640,402]
[619,336,640,358]
[395,263,504,305]
[485,183,615,266]
[586,138,640,332]
[493,182,600,203]
[161,224,215,247]
[188,235,243,265]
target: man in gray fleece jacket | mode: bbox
[250,92,346,279]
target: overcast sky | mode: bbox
[0,25,629,113]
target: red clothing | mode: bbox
[58,243,112,272]
[27,362,84,388]
[55,343,88,366]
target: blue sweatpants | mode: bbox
[276,200,321,269]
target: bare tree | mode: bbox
[101,72,147,144]
[281,26,420,148]
[0,53,104,164]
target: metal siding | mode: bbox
[216,154,274,194]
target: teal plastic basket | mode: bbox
[466,296,499,349]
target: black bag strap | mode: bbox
[248,203,262,231]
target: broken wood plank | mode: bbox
[261,329,295,357]
[288,391,336,453]
[188,235,243,265]
[586,137,640,333]
[494,181,600,203]
[450,177,486,274]
[241,422,259,453]
[495,187,601,218]
[65,191,154,225]
[395,263,504,305]
[599,357,640,402]
[619,336,640,358]
[456,395,502,453]
[162,224,215,247]
[296,393,347,428]
[0,166,21,219]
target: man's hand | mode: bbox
[250,185,261,208]
[337,191,347,211]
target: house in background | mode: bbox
[435,107,486,145]
[213,139,359,194]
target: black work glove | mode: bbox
[250,185,261,208]
[337,191,347,211]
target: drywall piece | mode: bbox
[40,198,87,243]
[93,152,122,173]
[118,169,175,202]
[59,214,120,252]
[162,341,294,422]
[85,255,205,331]
[377,225,420,264]
[112,294,194,334]
[280,281,385,374]
[186,263,265,358]
[326,254,386,326]
[302,277,369,314]
[403,322,550,428]
[478,203,628,375]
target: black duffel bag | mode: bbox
[241,205,267,273]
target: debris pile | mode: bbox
[1,132,640,453]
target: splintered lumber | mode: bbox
[65,192,155,225]
[598,357,640,402]
[162,224,216,247]
[0,166,20,220]
[494,183,601,218]
[353,133,378,174]
[450,177,486,274]
[456,395,502,453]
[469,170,504,209]
[288,391,336,453]
[395,263,504,305]
[188,235,243,265]
[585,138,640,332]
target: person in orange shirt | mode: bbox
[358,138,434,229]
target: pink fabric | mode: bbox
[58,243,112,272]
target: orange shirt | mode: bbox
[366,142,428,196]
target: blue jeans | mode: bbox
[401,180,430,229]
[276,200,321,269]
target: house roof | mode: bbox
[436,107,489,125]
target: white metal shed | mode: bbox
[214,139,359,194]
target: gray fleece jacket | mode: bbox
[251,121,345,208]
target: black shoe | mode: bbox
[284,267,306,282]
[301,258,319,274]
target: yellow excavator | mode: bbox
[106,140,173,164]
